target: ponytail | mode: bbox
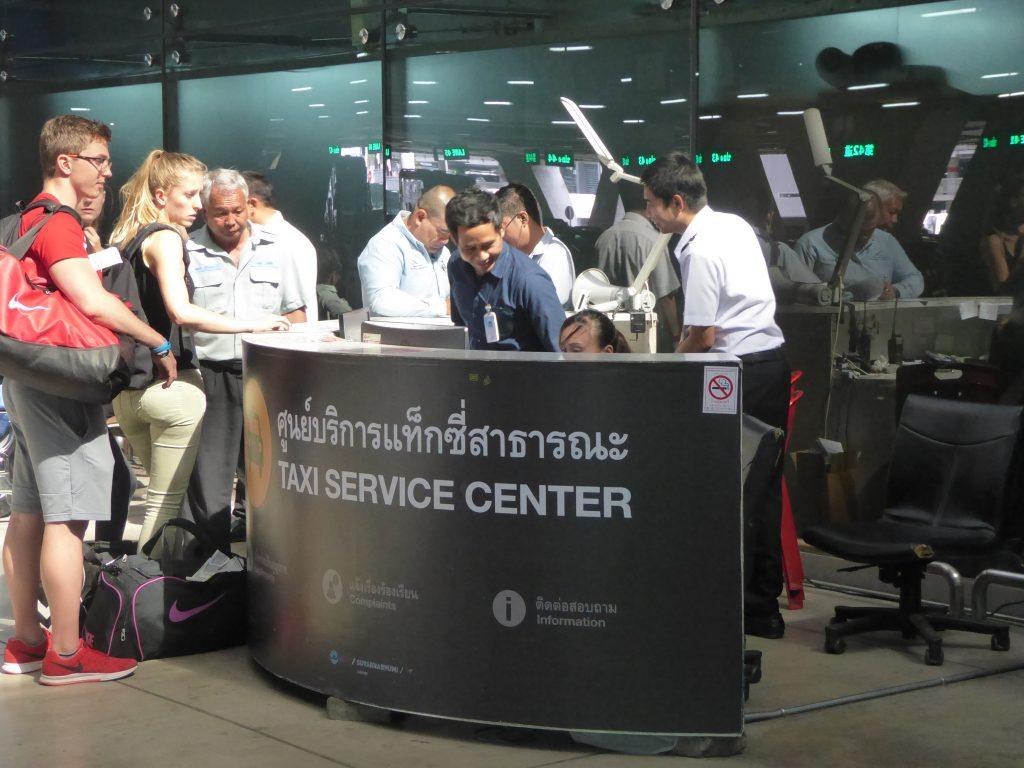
[110,149,206,247]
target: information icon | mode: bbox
[492,590,526,628]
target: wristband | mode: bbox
[151,339,172,357]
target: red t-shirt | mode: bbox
[18,193,88,291]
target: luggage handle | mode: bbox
[140,517,226,558]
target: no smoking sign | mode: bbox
[702,366,739,414]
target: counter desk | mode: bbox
[777,297,1011,530]
[241,332,745,737]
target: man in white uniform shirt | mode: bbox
[357,185,455,316]
[244,171,319,321]
[642,151,790,640]
[496,183,576,307]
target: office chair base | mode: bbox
[824,604,1011,666]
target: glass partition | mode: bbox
[384,0,691,273]
[0,83,162,237]
[178,61,383,307]
[699,0,1024,296]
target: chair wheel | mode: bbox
[991,632,1011,652]
[824,635,846,655]
[925,645,944,666]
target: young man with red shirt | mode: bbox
[1,115,175,685]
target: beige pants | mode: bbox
[112,368,206,550]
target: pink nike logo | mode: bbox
[168,594,225,622]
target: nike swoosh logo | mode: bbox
[8,294,49,312]
[53,661,84,673]
[168,594,225,623]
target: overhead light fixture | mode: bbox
[982,72,1018,79]
[408,100,428,105]
[269,117,285,122]
[549,45,593,53]
[578,104,605,109]
[356,110,368,115]
[699,114,722,120]
[404,114,422,118]
[737,92,769,99]
[395,22,418,41]
[551,120,576,125]
[847,82,889,91]
[777,110,805,116]
[622,119,645,124]
[413,80,437,85]
[921,6,976,17]
[318,115,330,119]
[660,97,687,104]
[661,0,674,8]
[355,99,369,104]
[882,101,920,108]
[356,52,369,58]
[466,117,490,122]
[508,80,534,85]
[291,86,312,92]
[484,101,512,106]
[308,103,325,108]
[69,107,91,112]
[998,91,1024,98]
[620,77,633,83]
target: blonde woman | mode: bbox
[109,150,289,550]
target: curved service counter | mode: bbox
[242,332,744,737]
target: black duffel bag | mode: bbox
[83,518,247,661]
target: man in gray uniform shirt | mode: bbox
[595,185,682,350]
[186,169,306,546]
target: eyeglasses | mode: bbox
[67,154,113,172]
[501,212,526,230]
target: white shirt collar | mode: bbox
[529,227,557,257]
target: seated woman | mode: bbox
[108,150,290,550]
[316,244,353,321]
[559,309,632,353]
[981,178,1024,300]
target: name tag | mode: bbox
[89,246,123,271]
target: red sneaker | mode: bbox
[39,641,136,686]
[2,630,50,674]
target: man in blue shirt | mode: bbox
[358,185,455,316]
[794,193,924,300]
[446,188,565,352]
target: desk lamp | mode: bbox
[560,96,671,313]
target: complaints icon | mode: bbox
[323,569,343,605]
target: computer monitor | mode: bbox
[361,320,469,351]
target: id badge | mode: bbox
[483,305,500,344]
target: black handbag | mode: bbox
[83,518,247,661]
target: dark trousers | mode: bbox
[186,361,245,549]
[94,430,134,545]
[741,346,791,617]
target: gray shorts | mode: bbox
[3,378,113,523]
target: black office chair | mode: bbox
[803,395,1023,665]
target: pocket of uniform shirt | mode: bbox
[249,267,282,309]
[495,304,517,338]
[191,267,227,314]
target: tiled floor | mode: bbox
[3,580,1023,768]
[3,489,1024,767]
